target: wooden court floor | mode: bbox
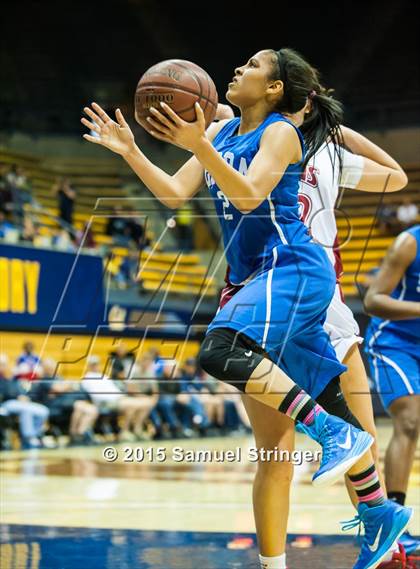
[1,419,419,568]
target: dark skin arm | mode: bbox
[364,232,420,320]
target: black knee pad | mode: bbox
[316,376,364,430]
[198,327,266,392]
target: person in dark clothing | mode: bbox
[54,177,76,225]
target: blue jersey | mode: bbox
[367,224,420,347]
[205,113,312,285]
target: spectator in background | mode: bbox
[397,197,418,229]
[52,228,75,252]
[5,165,31,194]
[15,342,41,380]
[0,355,49,449]
[149,347,165,377]
[30,359,98,446]
[82,355,158,442]
[20,215,39,244]
[377,204,398,235]
[109,344,134,380]
[0,164,13,214]
[106,207,129,245]
[150,360,194,439]
[175,203,194,251]
[222,382,252,434]
[125,208,149,250]
[0,211,16,240]
[75,222,96,249]
[54,177,76,225]
[5,165,33,217]
[119,250,140,288]
[190,370,225,431]
[178,357,210,433]
[124,351,159,440]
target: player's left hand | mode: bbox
[146,102,207,152]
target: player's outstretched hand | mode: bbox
[146,102,207,152]
[81,103,136,157]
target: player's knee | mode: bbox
[398,415,420,441]
[198,328,264,392]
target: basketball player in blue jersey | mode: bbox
[82,48,412,569]
[217,99,414,567]
[365,225,420,559]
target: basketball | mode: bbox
[134,59,218,131]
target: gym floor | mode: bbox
[1,419,419,569]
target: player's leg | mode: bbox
[241,393,294,569]
[386,395,420,503]
[339,344,385,508]
[199,328,373,487]
[319,292,386,508]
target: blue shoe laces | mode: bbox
[341,514,363,537]
[319,424,335,465]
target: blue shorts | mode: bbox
[207,244,346,399]
[366,341,420,410]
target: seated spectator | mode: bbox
[30,359,98,446]
[20,215,41,244]
[75,222,96,250]
[0,211,17,240]
[52,228,75,252]
[119,251,141,289]
[178,357,210,433]
[149,360,184,438]
[190,370,225,431]
[109,344,134,380]
[15,342,41,380]
[149,347,165,377]
[397,197,418,229]
[124,351,159,440]
[0,355,49,449]
[150,360,199,439]
[106,207,130,245]
[221,382,252,433]
[104,252,128,289]
[82,355,158,442]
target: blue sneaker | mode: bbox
[296,411,374,487]
[399,531,420,555]
[341,501,413,569]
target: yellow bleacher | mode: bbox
[337,169,419,296]
[0,149,218,297]
[2,149,418,298]
[0,331,200,380]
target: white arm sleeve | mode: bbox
[339,149,364,189]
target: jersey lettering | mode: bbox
[301,165,319,188]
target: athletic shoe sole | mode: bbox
[312,431,374,487]
[364,508,413,569]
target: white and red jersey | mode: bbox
[298,143,364,282]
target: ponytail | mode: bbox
[270,48,344,168]
[300,86,344,168]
